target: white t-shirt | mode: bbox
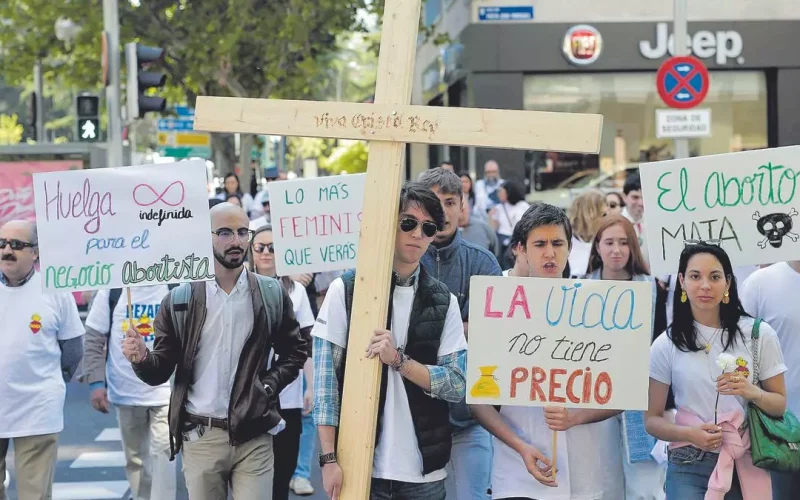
[493,201,530,238]
[0,273,84,438]
[650,318,786,422]
[492,407,623,499]
[569,237,592,277]
[273,280,315,410]
[741,263,800,415]
[85,286,172,406]
[312,277,467,483]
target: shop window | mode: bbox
[522,72,768,191]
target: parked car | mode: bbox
[527,164,639,208]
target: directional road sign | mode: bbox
[157,118,194,131]
[656,55,710,109]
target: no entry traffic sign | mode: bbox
[656,56,710,109]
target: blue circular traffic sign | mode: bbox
[656,56,710,109]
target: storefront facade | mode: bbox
[424,19,800,192]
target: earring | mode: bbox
[722,291,730,304]
[680,290,687,303]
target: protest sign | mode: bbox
[1,161,83,225]
[33,160,214,292]
[640,146,800,276]
[466,276,652,411]
[268,174,364,275]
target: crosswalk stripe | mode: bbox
[52,480,129,500]
[95,428,122,442]
[69,451,127,469]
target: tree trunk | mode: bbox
[239,133,254,197]
[211,133,235,178]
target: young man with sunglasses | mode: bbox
[122,203,308,500]
[0,220,84,500]
[417,167,502,499]
[313,183,468,500]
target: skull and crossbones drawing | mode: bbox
[752,208,799,249]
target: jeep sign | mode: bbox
[640,23,743,65]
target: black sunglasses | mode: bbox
[253,243,274,254]
[0,238,36,251]
[399,217,438,238]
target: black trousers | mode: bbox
[272,408,302,500]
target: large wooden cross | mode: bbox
[195,0,602,497]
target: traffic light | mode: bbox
[76,94,100,142]
[125,42,167,119]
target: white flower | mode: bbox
[717,353,738,373]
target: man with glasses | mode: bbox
[313,183,467,500]
[122,203,307,500]
[0,220,84,500]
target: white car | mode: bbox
[527,164,639,209]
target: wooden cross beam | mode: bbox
[194,1,602,498]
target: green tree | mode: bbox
[323,140,368,174]
[0,0,366,177]
[0,114,24,145]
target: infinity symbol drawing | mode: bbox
[133,181,186,207]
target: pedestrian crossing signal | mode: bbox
[76,95,100,142]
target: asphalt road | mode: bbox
[4,382,328,500]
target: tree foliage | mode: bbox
[323,140,368,174]
[0,114,24,145]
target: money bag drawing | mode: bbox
[752,208,799,249]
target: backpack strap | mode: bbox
[108,288,123,337]
[168,283,193,342]
[751,317,762,384]
[255,275,283,329]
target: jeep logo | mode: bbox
[640,23,744,65]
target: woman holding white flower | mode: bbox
[646,242,787,499]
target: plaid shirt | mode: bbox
[313,336,467,427]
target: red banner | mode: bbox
[0,161,83,225]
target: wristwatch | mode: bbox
[319,452,337,467]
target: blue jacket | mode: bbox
[421,230,502,429]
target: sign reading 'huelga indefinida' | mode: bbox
[33,160,215,292]
[640,146,800,277]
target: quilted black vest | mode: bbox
[340,267,452,475]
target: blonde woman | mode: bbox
[567,189,607,277]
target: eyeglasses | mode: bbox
[399,217,438,238]
[211,228,254,242]
[684,239,722,247]
[0,238,36,251]
[253,243,274,254]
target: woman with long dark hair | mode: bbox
[584,215,665,499]
[248,225,315,500]
[217,173,255,215]
[646,242,787,499]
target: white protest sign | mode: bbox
[466,276,652,411]
[640,146,800,276]
[268,174,364,275]
[33,160,215,292]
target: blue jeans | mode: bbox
[771,470,800,500]
[448,424,492,499]
[292,377,317,481]
[370,478,445,500]
[665,446,743,500]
